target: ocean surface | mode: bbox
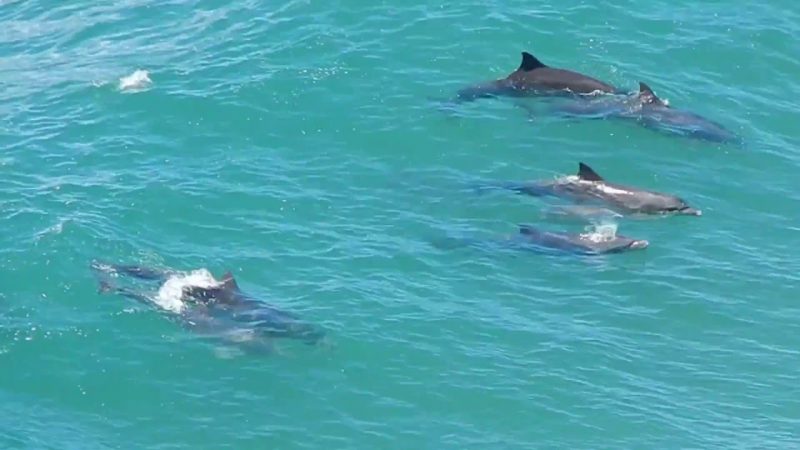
[2,0,800,448]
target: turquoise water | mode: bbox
[2,0,800,448]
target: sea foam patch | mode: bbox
[118,69,152,92]
[155,269,220,314]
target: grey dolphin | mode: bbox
[457,51,619,101]
[554,82,740,143]
[518,224,649,255]
[484,162,702,216]
[91,262,325,352]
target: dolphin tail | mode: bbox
[518,224,542,236]
[98,280,114,294]
[469,181,524,195]
[469,181,549,197]
[91,260,169,281]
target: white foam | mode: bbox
[118,69,152,92]
[154,269,220,314]
[560,174,632,196]
[595,183,632,196]
[558,175,579,183]
[581,223,618,242]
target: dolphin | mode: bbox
[91,262,325,353]
[553,82,740,143]
[431,222,648,256]
[517,224,649,255]
[482,162,702,217]
[456,51,619,101]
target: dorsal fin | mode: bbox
[577,162,604,181]
[638,82,666,106]
[220,271,239,291]
[519,52,547,71]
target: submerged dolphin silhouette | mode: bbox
[91,262,325,353]
[431,222,648,256]
[483,162,702,217]
[553,82,740,143]
[457,51,619,101]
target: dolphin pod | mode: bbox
[456,50,738,144]
[440,48,737,255]
[88,46,733,351]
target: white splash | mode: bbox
[154,269,220,314]
[560,174,632,196]
[594,183,632,195]
[118,69,152,92]
[581,223,618,243]
[558,175,579,183]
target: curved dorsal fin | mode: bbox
[519,52,547,71]
[220,271,239,291]
[577,162,604,181]
[639,82,665,106]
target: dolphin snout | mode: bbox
[629,240,649,250]
[681,207,702,216]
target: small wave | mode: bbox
[118,69,152,92]
[154,269,220,314]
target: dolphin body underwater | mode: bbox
[551,82,740,144]
[517,224,649,255]
[480,162,702,217]
[456,51,620,101]
[432,222,649,256]
[91,262,326,353]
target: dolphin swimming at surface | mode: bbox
[517,224,649,255]
[91,261,326,354]
[552,82,740,143]
[432,223,649,256]
[456,51,620,101]
[480,162,702,217]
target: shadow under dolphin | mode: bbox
[91,261,327,355]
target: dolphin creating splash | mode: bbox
[517,224,649,255]
[432,222,649,256]
[91,262,325,353]
[482,162,702,217]
[456,51,619,101]
[552,82,740,143]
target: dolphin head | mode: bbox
[655,197,702,216]
[662,196,702,216]
[676,205,702,216]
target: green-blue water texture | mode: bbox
[2,0,800,448]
